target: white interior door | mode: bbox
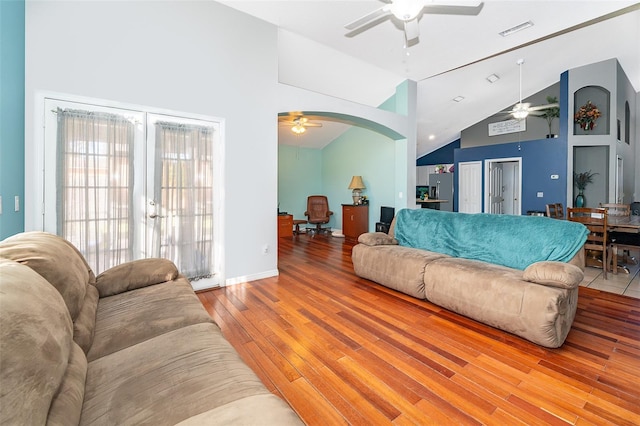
[489,163,504,214]
[485,158,522,215]
[458,161,482,213]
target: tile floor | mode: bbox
[579,248,640,299]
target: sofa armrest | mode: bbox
[357,232,398,246]
[95,258,180,297]
[523,261,584,289]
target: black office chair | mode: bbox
[375,206,395,234]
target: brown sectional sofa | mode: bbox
[352,211,588,348]
[0,232,303,425]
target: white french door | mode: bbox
[43,98,221,288]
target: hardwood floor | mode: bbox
[197,234,640,425]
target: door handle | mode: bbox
[148,200,164,219]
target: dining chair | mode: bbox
[599,203,630,217]
[545,203,564,219]
[567,207,608,279]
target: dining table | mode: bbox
[608,214,640,232]
[607,215,639,274]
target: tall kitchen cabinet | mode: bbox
[428,173,454,212]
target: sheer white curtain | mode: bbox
[56,108,135,272]
[152,121,214,279]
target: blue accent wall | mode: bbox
[417,139,460,166]
[0,0,25,239]
[454,138,568,214]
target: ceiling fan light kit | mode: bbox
[279,114,323,135]
[502,59,560,122]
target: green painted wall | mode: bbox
[278,126,396,233]
[322,126,396,232]
[0,0,25,239]
[278,145,323,220]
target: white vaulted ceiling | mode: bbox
[221,1,640,156]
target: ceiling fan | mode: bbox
[278,114,322,135]
[344,0,484,45]
[503,59,559,120]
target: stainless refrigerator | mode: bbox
[428,173,453,212]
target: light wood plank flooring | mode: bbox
[197,234,640,425]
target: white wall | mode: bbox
[25,1,279,284]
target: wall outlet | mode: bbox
[550,174,559,180]
[262,244,270,254]
[537,192,543,198]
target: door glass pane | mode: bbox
[56,108,136,273]
[149,116,215,281]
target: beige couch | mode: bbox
[352,216,587,348]
[0,232,303,425]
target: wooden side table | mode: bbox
[342,204,368,242]
[278,214,293,238]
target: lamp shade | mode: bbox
[348,176,365,190]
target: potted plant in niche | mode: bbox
[538,96,560,138]
[573,170,598,207]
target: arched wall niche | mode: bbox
[573,85,610,136]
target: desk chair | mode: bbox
[567,207,609,279]
[305,195,333,234]
[545,203,564,219]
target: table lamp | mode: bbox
[348,176,366,204]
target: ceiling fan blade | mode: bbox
[304,123,323,128]
[345,6,391,30]
[404,19,420,43]
[528,103,559,112]
[423,3,484,16]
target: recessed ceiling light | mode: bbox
[486,74,499,83]
[499,21,534,37]
[428,134,435,140]
[453,96,465,102]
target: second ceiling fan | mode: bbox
[503,59,559,120]
[345,0,484,45]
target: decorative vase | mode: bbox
[575,190,585,207]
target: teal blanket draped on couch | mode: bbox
[394,209,589,270]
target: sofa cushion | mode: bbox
[86,278,214,361]
[523,261,584,289]
[423,257,578,348]
[352,244,449,299]
[95,258,179,297]
[73,284,99,354]
[47,343,88,426]
[357,232,398,246]
[0,231,92,320]
[175,394,303,425]
[80,323,280,425]
[0,259,74,425]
